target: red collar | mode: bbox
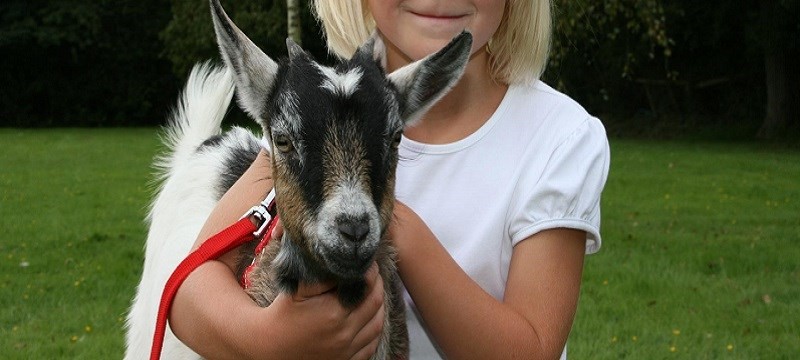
[240,212,279,289]
[240,189,278,289]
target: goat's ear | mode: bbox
[286,38,306,61]
[354,31,387,70]
[210,0,278,120]
[388,31,472,124]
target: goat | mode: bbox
[124,0,471,358]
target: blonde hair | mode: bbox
[312,0,552,85]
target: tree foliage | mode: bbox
[0,0,177,127]
[160,0,328,78]
[547,0,798,140]
[550,0,672,79]
[1,0,796,140]
[545,0,674,119]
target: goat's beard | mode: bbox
[271,232,374,308]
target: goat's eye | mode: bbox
[273,135,294,153]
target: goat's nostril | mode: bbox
[337,219,370,243]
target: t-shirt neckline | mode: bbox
[399,84,517,155]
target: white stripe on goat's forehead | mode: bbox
[314,64,363,97]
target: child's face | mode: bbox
[368,0,505,70]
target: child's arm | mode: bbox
[391,201,586,360]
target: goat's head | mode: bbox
[210,0,471,280]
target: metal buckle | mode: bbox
[240,188,277,238]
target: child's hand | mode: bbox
[266,220,385,359]
[267,261,386,360]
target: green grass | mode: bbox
[1,129,798,358]
[1,128,159,358]
[570,140,800,359]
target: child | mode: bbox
[170,1,609,359]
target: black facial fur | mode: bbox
[266,53,400,218]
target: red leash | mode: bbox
[149,190,277,360]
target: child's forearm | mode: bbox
[170,260,277,359]
[392,203,585,359]
[169,149,278,358]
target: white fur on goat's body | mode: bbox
[124,64,246,360]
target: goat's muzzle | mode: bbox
[313,192,382,279]
[319,217,379,279]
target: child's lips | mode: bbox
[410,11,468,21]
[408,10,470,32]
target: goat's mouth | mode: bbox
[316,240,378,280]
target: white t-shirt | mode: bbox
[395,80,610,359]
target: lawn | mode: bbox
[570,140,800,359]
[1,129,798,358]
[1,128,159,358]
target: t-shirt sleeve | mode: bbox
[508,116,610,254]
